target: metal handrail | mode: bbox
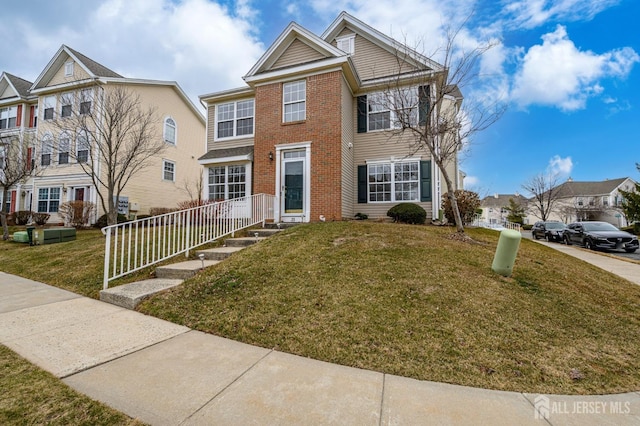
[471,214,522,232]
[102,193,275,289]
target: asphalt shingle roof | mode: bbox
[198,145,254,161]
[4,73,33,98]
[66,46,123,78]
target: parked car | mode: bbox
[531,221,566,242]
[563,221,639,253]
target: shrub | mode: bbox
[441,190,481,225]
[354,212,368,220]
[93,213,129,229]
[522,224,533,231]
[149,207,175,216]
[32,212,51,226]
[58,201,96,228]
[13,210,33,225]
[387,203,427,224]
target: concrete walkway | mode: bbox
[2,244,640,425]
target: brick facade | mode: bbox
[254,71,343,222]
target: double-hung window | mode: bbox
[215,99,254,139]
[38,187,60,213]
[368,161,419,202]
[41,134,53,166]
[58,133,70,164]
[163,159,175,181]
[43,96,56,120]
[367,88,419,131]
[283,80,306,122]
[0,146,5,169]
[77,131,89,163]
[79,89,92,115]
[0,106,17,129]
[208,165,246,200]
[60,92,73,118]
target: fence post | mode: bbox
[103,227,111,290]
[185,209,191,258]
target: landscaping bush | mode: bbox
[58,201,96,228]
[13,210,33,225]
[93,213,129,229]
[354,212,368,220]
[32,212,50,226]
[149,207,175,216]
[522,224,533,231]
[441,190,481,225]
[387,203,427,224]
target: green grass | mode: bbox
[0,345,144,425]
[2,222,640,395]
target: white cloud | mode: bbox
[510,25,639,111]
[502,0,621,29]
[547,155,573,176]
[464,175,479,187]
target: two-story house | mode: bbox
[199,12,463,223]
[1,45,205,224]
[540,177,637,227]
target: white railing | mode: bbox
[102,194,275,289]
[471,214,522,232]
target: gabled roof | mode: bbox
[198,145,254,164]
[322,11,444,74]
[244,22,347,80]
[481,194,527,208]
[554,178,631,198]
[0,73,34,99]
[31,44,122,91]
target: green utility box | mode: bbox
[491,229,522,277]
[12,231,30,243]
[35,227,77,245]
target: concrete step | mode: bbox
[196,246,244,260]
[264,223,300,230]
[248,228,282,238]
[224,236,267,247]
[99,278,183,309]
[155,259,221,280]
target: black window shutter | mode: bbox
[418,85,430,126]
[357,95,367,133]
[357,165,368,203]
[420,160,432,202]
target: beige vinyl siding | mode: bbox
[205,103,255,151]
[271,39,327,70]
[0,84,17,98]
[47,59,91,87]
[105,84,205,215]
[347,34,418,81]
[351,98,432,219]
[341,77,354,219]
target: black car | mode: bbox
[531,221,566,242]
[563,221,639,253]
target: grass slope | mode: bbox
[139,222,640,395]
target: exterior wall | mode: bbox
[106,84,205,216]
[340,31,417,81]
[272,39,326,70]
[253,71,343,222]
[351,92,433,219]
[341,76,354,219]
[48,60,91,86]
[205,100,255,150]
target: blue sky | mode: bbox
[1,0,638,196]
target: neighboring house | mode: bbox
[0,45,205,224]
[534,177,636,227]
[0,72,38,215]
[479,193,528,225]
[199,11,464,223]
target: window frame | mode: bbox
[214,99,255,141]
[64,61,74,77]
[367,88,419,132]
[162,159,175,182]
[367,160,420,203]
[37,187,61,213]
[79,89,92,115]
[60,92,73,118]
[283,80,306,123]
[58,132,70,165]
[76,130,90,164]
[0,106,18,129]
[43,96,56,121]
[208,164,247,201]
[41,134,53,166]
[163,117,177,145]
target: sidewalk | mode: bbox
[1,267,640,425]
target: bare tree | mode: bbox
[0,133,38,239]
[521,173,563,221]
[181,169,204,202]
[383,25,506,234]
[50,85,164,226]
